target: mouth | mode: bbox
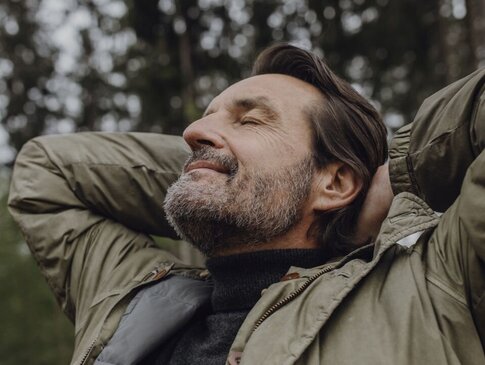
[184,160,230,174]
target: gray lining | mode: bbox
[94,275,212,365]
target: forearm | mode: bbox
[9,132,189,237]
[387,70,485,312]
[389,69,485,212]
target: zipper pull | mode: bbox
[141,263,173,282]
[141,269,158,282]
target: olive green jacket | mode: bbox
[8,69,485,364]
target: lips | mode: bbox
[184,160,230,174]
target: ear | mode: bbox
[311,162,363,212]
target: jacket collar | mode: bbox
[373,192,440,255]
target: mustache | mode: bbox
[184,146,239,176]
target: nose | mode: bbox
[183,116,225,150]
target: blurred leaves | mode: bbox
[0,0,482,161]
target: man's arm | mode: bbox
[8,132,190,322]
[389,69,485,341]
[390,69,485,211]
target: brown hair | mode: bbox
[251,43,388,256]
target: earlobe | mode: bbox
[312,162,363,212]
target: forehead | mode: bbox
[207,74,321,114]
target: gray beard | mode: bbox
[163,149,314,257]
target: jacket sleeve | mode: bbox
[7,132,190,321]
[389,69,485,340]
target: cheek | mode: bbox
[225,120,313,169]
[230,138,309,175]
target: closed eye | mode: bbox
[240,118,260,125]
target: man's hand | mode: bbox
[353,163,394,245]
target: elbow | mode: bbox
[7,137,52,213]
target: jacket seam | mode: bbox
[67,161,181,176]
[30,137,182,177]
[381,216,439,251]
[425,271,468,307]
[402,122,471,207]
[405,154,421,197]
[19,220,76,321]
[30,139,63,173]
[469,79,485,156]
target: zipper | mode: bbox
[252,264,336,333]
[79,337,98,365]
[77,265,170,365]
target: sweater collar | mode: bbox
[206,249,327,312]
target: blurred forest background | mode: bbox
[0,0,484,363]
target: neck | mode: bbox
[214,214,318,257]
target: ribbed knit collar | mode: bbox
[206,249,327,312]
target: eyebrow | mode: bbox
[203,96,280,121]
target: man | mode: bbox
[8,44,485,364]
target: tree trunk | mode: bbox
[436,0,455,83]
[465,0,485,68]
[178,1,196,126]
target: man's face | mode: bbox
[164,74,322,256]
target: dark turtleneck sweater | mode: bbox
[152,249,326,365]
